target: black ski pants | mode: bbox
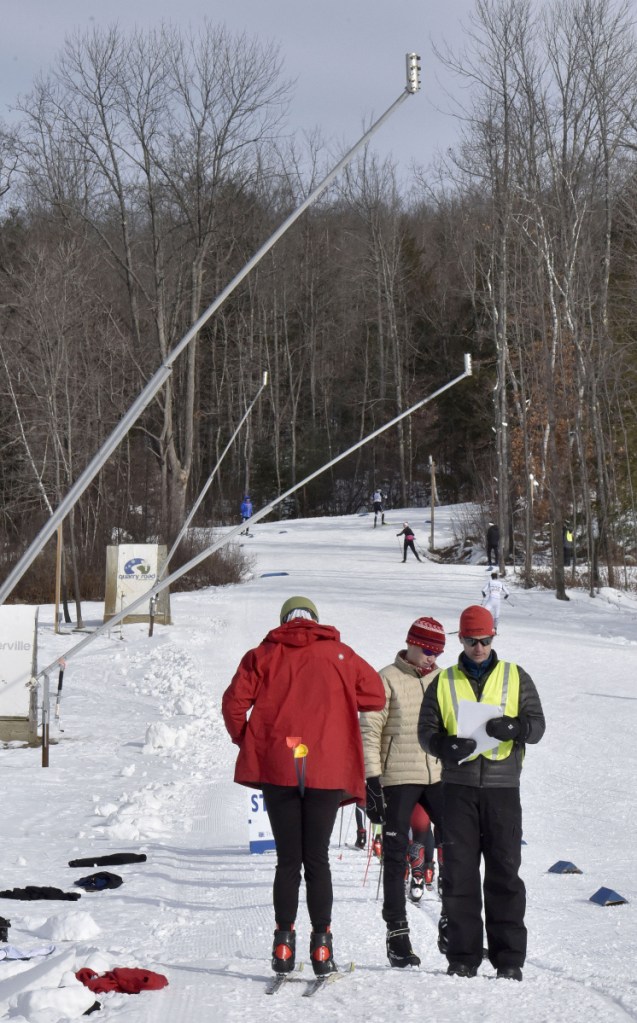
[442,784,526,970]
[402,539,421,561]
[382,782,444,923]
[261,784,342,933]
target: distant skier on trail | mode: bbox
[486,522,499,568]
[221,595,385,980]
[397,522,422,562]
[481,572,510,633]
[372,490,385,527]
[563,524,574,567]
[240,495,253,535]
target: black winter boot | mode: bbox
[271,929,295,974]
[497,966,523,981]
[310,930,338,976]
[447,962,478,978]
[386,921,420,968]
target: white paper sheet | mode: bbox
[456,700,503,761]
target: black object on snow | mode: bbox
[74,872,123,891]
[548,860,583,874]
[0,886,81,901]
[68,853,147,868]
[589,886,628,907]
[0,917,9,942]
[83,1001,102,1015]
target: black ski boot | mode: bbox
[408,875,424,903]
[386,921,421,968]
[355,827,367,849]
[310,930,338,976]
[271,928,295,974]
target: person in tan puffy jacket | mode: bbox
[359,616,446,968]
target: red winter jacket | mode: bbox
[222,619,385,803]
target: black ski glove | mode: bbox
[485,715,526,741]
[430,734,477,766]
[365,776,386,825]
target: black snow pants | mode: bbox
[382,782,444,923]
[261,785,342,932]
[442,784,526,970]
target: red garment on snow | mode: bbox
[222,619,385,803]
[76,967,168,994]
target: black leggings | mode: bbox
[261,785,342,932]
[382,782,444,923]
[403,539,421,561]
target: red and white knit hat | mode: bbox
[406,617,446,654]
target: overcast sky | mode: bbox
[0,0,477,178]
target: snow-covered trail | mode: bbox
[2,505,636,1021]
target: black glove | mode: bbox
[485,715,524,741]
[430,734,477,766]
[365,776,386,825]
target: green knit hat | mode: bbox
[279,596,319,624]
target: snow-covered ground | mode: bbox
[1,503,636,1022]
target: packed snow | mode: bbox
[1,504,636,1022]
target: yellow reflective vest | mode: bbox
[437,663,520,761]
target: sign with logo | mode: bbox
[104,544,171,624]
[248,790,275,854]
[117,545,159,605]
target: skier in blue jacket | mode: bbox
[240,495,253,535]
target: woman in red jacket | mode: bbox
[222,595,385,978]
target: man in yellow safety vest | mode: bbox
[418,605,545,982]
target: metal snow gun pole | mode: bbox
[37,352,472,681]
[0,54,422,607]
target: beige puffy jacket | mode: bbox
[360,652,442,787]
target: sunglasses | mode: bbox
[462,636,493,648]
[419,648,440,657]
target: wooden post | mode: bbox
[41,674,50,768]
[54,525,63,634]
